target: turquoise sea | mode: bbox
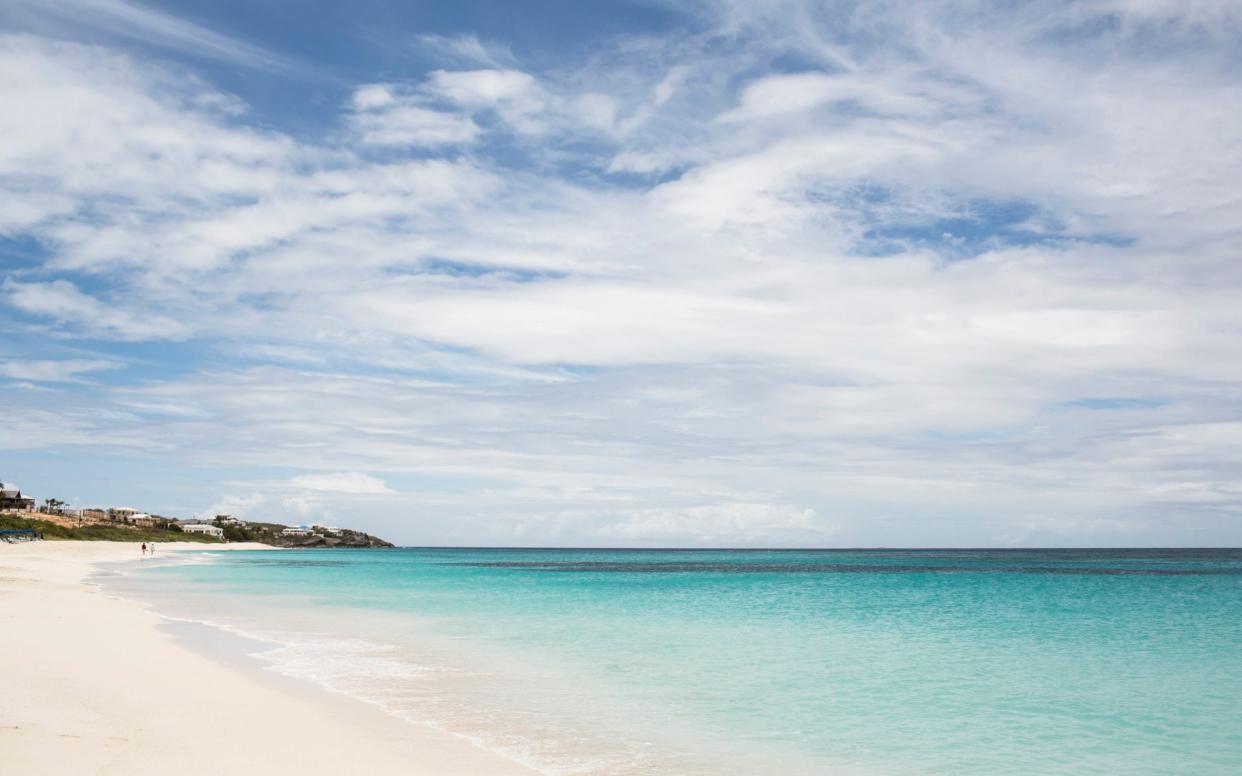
[108,548,1242,774]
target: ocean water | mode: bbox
[106,548,1242,775]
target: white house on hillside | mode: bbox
[181,524,223,538]
[0,482,36,511]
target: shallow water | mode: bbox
[108,548,1242,775]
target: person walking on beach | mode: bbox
[149,542,155,556]
[141,542,147,556]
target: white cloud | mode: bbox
[572,92,618,131]
[4,279,192,341]
[347,85,481,146]
[0,33,297,259]
[599,503,827,544]
[423,68,556,136]
[415,34,516,69]
[198,491,266,520]
[344,70,547,149]
[426,68,539,105]
[0,0,299,73]
[719,71,958,122]
[0,358,120,383]
[721,71,840,121]
[288,472,394,495]
[351,83,397,110]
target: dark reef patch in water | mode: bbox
[451,561,1242,575]
[230,558,352,568]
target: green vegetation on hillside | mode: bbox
[217,522,263,543]
[0,513,222,543]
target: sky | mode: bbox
[2,0,1241,547]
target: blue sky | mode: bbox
[2,0,1242,546]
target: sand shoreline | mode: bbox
[0,541,537,775]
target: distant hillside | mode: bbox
[0,513,221,543]
[216,520,393,548]
[1,511,393,547]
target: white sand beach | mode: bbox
[0,541,536,776]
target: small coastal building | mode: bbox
[281,527,312,537]
[109,507,140,521]
[130,513,158,527]
[181,523,224,538]
[0,483,36,512]
[80,508,108,522]
[214,514,244,526]
[313,525,342,535]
